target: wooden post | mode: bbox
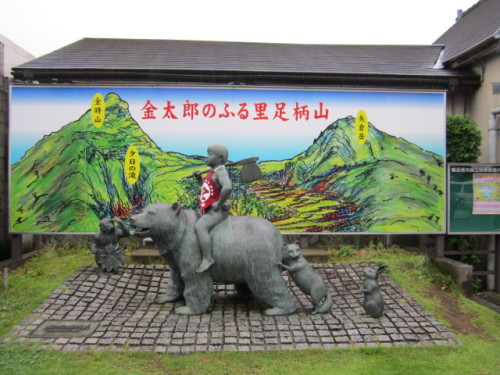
[3,267,7,288]
[434,235,445,258]
[496,235,500,293]
[11,234,22,261]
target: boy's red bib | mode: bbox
[199,170,221,211]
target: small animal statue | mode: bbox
[360,264,389,318]
[279,242,333,314]
[91,217,130,274]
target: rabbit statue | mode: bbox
[360,264,388,318]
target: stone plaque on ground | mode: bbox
[31,320,99,338]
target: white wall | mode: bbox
[0,34,34,78]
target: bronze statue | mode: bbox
[361,264,389,318]
[91,217,130,273]
[280,242,333,314]
[130,145,333,316]
[193,144,232,273]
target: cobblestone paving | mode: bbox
[3,264,459,353]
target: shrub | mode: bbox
[446,114,482,162]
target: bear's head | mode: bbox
[130,202,182,238]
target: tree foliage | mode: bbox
[446,114,482,162]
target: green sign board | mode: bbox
[448,163,500,234]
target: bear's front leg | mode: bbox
[156,293,183,304]
[165,236,214,315]
[175,306,198,315]
[156,259,184,304]
[177,271,213,315]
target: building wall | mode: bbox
[447,91,468,116]
[468,54,500,163]
[446,53,500,163]
[0,36,34,260]
[0,34,34,77]
[0,42,10,259]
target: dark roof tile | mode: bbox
[434,0,500,63]
[15,38,464,78]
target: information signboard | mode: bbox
[448,163,500,234]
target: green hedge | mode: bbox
[446,114,482,162]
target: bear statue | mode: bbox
[130,202,298,316]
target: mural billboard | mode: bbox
[9,86,446,234]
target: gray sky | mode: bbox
[2,0,479,58]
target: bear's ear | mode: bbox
[171,202,182,215]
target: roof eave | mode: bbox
[11,67,480,90]
[446,37,500,69]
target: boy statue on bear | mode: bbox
[193,144,232,273]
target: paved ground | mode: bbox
[4,263,459,353]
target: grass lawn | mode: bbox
[0,241,498,375]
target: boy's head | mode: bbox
[207,144,229,164]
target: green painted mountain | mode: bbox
[10,93,445,233]
[10,93,205,233]
[257,117,445,232]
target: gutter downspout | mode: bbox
[488,107,500,163]
[488,107,500,290]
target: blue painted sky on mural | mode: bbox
[10,86,446,163]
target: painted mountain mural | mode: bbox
[10,93,444,233]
